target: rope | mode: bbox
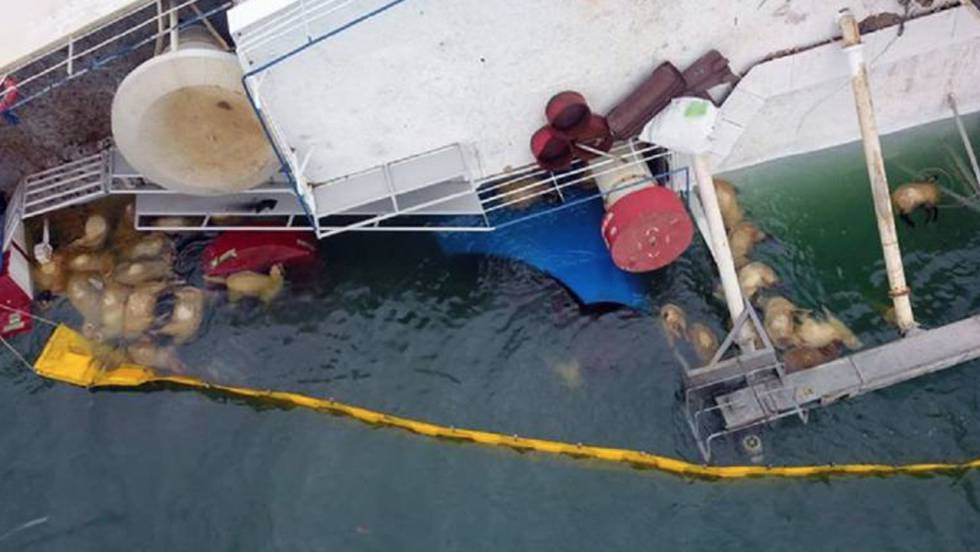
[0,303,58,328]
[0,336,34,372]
[30,325,980,481]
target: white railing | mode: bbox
[0,0,231,112]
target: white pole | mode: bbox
[838,9,916,333]
[948,94,980,193]
[169,0,180,51]
[693,154,746,324]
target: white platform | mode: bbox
[230,0,952,184]
[715,5,980,172]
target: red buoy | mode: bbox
[600,186,693,272]
[202,231,319,278]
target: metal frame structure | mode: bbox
[683,301,808,462]
[13,141,685,234]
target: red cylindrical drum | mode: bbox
[545,91,591,134]
[569,115,613,159]
[530,125,573,171]
[600,186,693,272]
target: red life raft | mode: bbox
[201,231,319,278]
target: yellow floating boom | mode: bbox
[33,324,980,480]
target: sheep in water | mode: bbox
[123,281,170,339]
[127,338,186,374]
[737,261,779,301]
[714,178,744,231]
[728,221,766,268]
[892,179,940,227]
[67,251,116,276]
[782,343,842,373]
[112,260,173,286]
[795,307,862,350]
[99,282,132,341]
[66,273,104,327]
[687,323,720,363]
[761,295,802,349]
[157,287,206,344]
[659,304,688,345]
[123,233,174,262]
[206,264,285,304]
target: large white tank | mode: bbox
[111,27,278,195]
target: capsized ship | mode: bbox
[2,0,980,459]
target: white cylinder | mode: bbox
[590,154,655,206]
[111,27,278,195]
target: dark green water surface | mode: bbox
[2,114,980,550]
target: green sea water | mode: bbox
[1,113,979,550]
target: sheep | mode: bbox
[891,179,941,227]
[737,262,779,301]
[99,282,132,341]
[688,323,720,363]
[206,264,285,304]
[67,214,109,250]
[157,287,206,344]
[714,178,744,231]
[123,281,169,339]
[660,303,688,344]
[761,295,801,349]
[112,260,173,286]
[728,221,767,268]
[795,307,862,350]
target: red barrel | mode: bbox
[530,125,573,171]
[569,115,613,159]
[546,91,591,134]
[600,186,693,272]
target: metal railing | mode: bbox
[0,0,232,114]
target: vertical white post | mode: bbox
[948,94,980,193]
[693,154,746,324]
[169,0,180,51]
[838,9,916,333]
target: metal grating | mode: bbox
[21,151,109,218]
